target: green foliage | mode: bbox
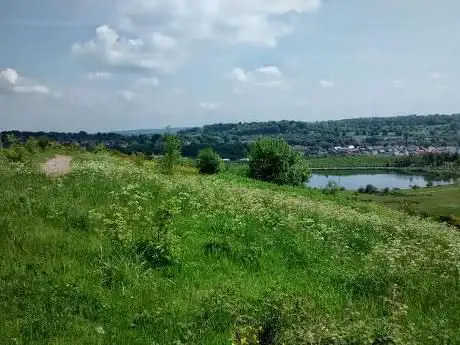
[133,152,147,167]
[160,135,181,174]
[322,180,344,195]
[90,143,107,153]
[5,133,19,145]
[5,145,27,162]
[248,137,311,186]
[196,147,222,174]
[1,150,460,344]
[25,137,39,153]
[2,113,460,159]
[358,184,380,194]
[134,240,175,268]
[37,137,51,152]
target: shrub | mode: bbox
[90,143,107,153]
[323,180,342,195]
[65,208,91,232]
[197,148,222,174]
[37,137,51,152]
[134,240,175,268]
[364,184,379,194]
[159,135,181,174]
[5,145,27,162]
[248,137,311,186]
[133,153,146,167]
[25,138,39,153]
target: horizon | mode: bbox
[2,112,459,135]
[2,1,460,131]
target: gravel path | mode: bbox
[42,155,73,176]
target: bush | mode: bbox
[25,138,39,153]
[322,180,342,195]
[133,153,146,167]
[160,135,181,174]
[90,143,107,153]
[248,137,311,186]
[37,137,51,152]
[5,145,27,162]
[357,184,380,194]
[197,148,222,174]
[134,240,175,268]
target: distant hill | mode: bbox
[114,127,191,136]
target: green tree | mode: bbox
[37,137,51,152]
[248,137,311,186]
[25,137,39,153]
[160,135,181,174]
[5,133,19,146]
[196,147,222,174]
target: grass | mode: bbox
[1,149,460,344]
[307,156,399,168]
[358,183,460,227]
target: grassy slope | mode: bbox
[1,150,460,345]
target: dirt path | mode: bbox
[41,155,73,176]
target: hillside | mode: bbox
[1,149,460,344]
[3,114,460,159]
[180,114,460,149]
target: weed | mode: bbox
[134,240,175,268]
[203,239,232,257]
[65,207,91,232]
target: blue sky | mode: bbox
[1,0,459,132]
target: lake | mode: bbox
[308,171,455,190]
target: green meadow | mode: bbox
[1,149,459,345]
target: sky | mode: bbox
[1,0,460,132]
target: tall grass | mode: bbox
[1,151,459,344]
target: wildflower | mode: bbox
[95,326,105,335]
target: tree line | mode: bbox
[2,113,459,159]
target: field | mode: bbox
[358,183,460,227]
[1,149,460,345]
[307,156,399,169]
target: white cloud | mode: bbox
[71,25,187,73]
[1,68,19,84]
[117,90,135,101]
[117,0,322,47]
[230,66,286,89]
[0,68,50,95]
[85,71,112,80]
[391,80,405,88]
[320,79,335,88]
[231,68,249,82]
[151,32,177,50]
[256,66,282,77]
[135,76,160,87]
[199,102,221,110]
[72,1,323,74]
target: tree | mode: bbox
[196,147,222,174]
[25,137,39,153]
[248,137,311,186]
[5,133,18,146]
[37,137,50,152]
[160,135,181,174]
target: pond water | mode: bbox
[308,171,455,190]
